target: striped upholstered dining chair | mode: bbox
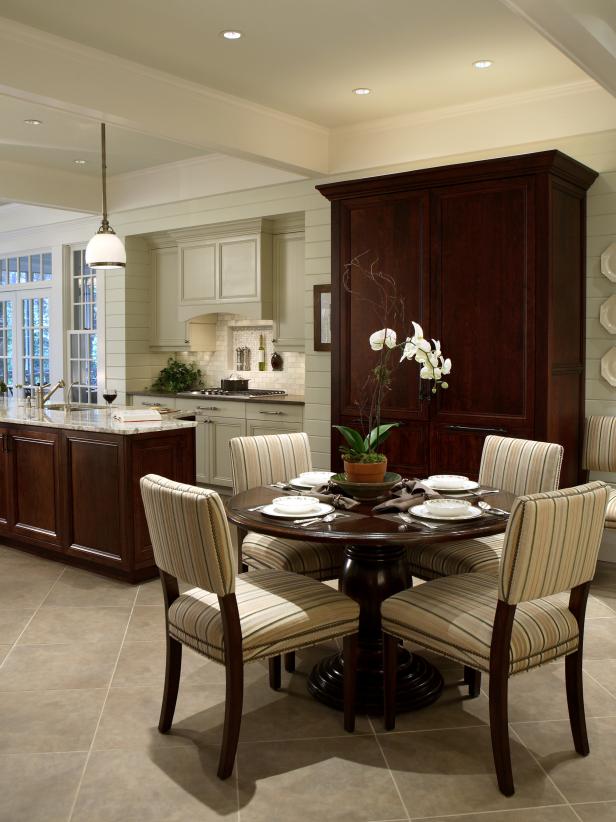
[140,474,359,780]
[382,481,609,796]
[583,415,616,529]
[407,436,564,582]
[230,433,345,674]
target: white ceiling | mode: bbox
[0,94,207,176]
[0,0,587,128]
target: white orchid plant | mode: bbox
[333,256,452,465]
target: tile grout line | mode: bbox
[0,565,67,672]
[582,664,616,701]
[65,580,141,822]
[409,801,577,820]
[367,715,412,822]
[507,724,583,822]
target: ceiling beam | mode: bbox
[0,18,329,176]
[0,159,99,212]
[500,0,616,98]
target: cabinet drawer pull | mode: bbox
[143,402,161,407]
[259,411,285,416]
[197,406,219,411]
[445,424,508,435]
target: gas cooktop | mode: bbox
[177,388,287,398]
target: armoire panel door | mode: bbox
[335,191,430,422]
[430,177,536,430]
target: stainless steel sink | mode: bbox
[44,403,107,412]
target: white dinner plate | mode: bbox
[260,502,335,519]
[424,478,480,492]
[410,503,483,522]
[289,476,332,489]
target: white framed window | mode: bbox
[67,248,99,404]
[0,248,57,391]
[0,300,14,386]
[22,296,50,387]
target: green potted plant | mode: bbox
[151,358,204,393]
[333,258,451,483]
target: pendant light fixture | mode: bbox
[85,123,126,269]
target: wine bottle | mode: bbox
[258,334,266,371]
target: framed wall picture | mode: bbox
[313,284,331,352]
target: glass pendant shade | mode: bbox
[87,122,125,269]
[85,226,126,269]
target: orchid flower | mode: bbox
[369,328,397,350]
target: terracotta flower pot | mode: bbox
[343,457,388,483]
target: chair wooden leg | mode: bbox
[218,595,244,780]
[566,582,592,756]
[464,665,481,698]
[343,634,358,733]
[383,631,399,731]
[158,634,182,733]
[269,655,281,691]
[489,601,516,797]
[284,652,296,673]
[565,651,589,755]
[218,653,244,780]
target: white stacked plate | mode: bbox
[289,471,335,489]
[410,502,483,522]
[261,502,335,519]
[424,474,480,493]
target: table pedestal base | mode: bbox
[308,646,443,714]
[307,541,444,715]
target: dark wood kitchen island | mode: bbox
[0,401,196,581]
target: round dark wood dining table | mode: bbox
[226,486,515,715]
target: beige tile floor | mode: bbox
[2,545,616,821]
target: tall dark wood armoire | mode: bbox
[318,151,597,487]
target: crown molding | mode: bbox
[332,79,599,137]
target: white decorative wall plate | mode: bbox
[600,295,616,334]
[601,242,616,283]
[601,347,616,387]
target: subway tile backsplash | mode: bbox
[176,313,305,394]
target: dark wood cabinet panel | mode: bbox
[335,192,430,421]
[9,427,64,547]
[128,429,195,569]
[0,431,10,534]
[320,151,597,482]
[431,178,535,428]
[65,435,125,567]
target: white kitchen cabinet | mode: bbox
[208,417,246,486]
[176,219,273,322]
[273,232,305,352]
[151,248,189,350]
[180,242,216,304]
[246,420,302,437]
[130,394,176,409]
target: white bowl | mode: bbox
[424,498,472,518]
[299,471,335,486]
[428,474,469,490]
[272,495,320,515]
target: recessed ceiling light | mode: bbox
[221,30,242,40]
[353,88,372,96]
[74,159,86,165]
[473,59,493,69]
[24,118,43,125]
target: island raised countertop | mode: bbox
[0,400,195,581]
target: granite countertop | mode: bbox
[0,399,197,436]
[127,390,305,406]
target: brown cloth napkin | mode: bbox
[300,482,360,510]
[372,478,441,513]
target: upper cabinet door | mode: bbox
[431,177,535,429]
[335,191,430,420]
[180,242,217,304]
[219,237,258,301]
[151,248,188,349]
[273,232,305,351]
